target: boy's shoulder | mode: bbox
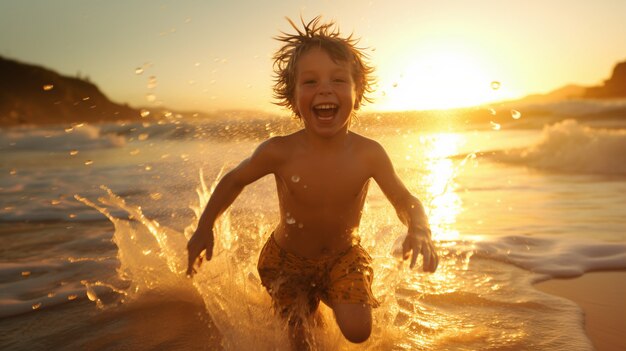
[348,131,387,154]
[261,130,304,149]
[252,131,304,160]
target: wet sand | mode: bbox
[535,271,626,351]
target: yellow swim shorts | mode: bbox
[257,233,380,317]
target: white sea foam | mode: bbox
[472,235,626,278]
[495,119,626,174]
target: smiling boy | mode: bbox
[186,17,438,349]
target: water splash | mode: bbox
[511,109,522,120]
[71,167,588,350]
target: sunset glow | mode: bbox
[1,1,625,113]
[375,49,514,111]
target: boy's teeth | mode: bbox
[314,104,338,118]
[316,104,336,109]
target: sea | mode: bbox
[1,100,626,350]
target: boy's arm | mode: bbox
[368,141,439,272]
[186,138,283,277]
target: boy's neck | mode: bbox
[301,128,352,150]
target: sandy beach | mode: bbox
[535,271,626,351]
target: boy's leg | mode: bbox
[332,303,372,343]
[326,244,378,344]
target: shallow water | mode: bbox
[1,110,625,350]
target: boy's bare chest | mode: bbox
[278,152,371,202]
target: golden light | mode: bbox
[421,133,465,242]
[375,49,513,111]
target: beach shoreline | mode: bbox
[534,271,626,351]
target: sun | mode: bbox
[374,49,510,111]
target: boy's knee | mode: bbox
[341,324,371,343]
[333,303,372,343]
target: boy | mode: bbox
[186,16,438,348]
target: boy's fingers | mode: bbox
[422,246,431,271]
[409,244,420,268]
[186,254,195,277]
[205,245,213,261]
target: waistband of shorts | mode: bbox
[268,232,356,265]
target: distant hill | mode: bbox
[509,60,626,106]
[0,56,140,126]
[583,60,626,98]
[511,84,587,105]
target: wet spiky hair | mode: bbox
[272,16,375,117]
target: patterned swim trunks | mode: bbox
[257,233,380,317]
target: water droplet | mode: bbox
[9,169,17,175]
[194,62,200,67]
[490,121,501,131]
[82,97,90,101]
[147,76,157,89]
[286,217,296,225]
[144,165,152,171]
[298,223,304,228]
[135,67,144,75]
[130,149,140,156]
[511,109,522,119]
[67,294,78,301]
[150,193,162,200]
[21,271,31,277]
[490,81,501,90]
[51,200,61,205]
[138,133,149,141]
[392,82,398,88]
[47,292,55,298]
[142,249,152,255]
[68,214,77,219]
[145,93,156,102]
[311,282,316,287]
[86,288,98,302]
[291,175,300,183]
[140,109,150,118]
[32,302,42,310]
[488,108,496,115]
[84,160,93,165]
[70,150,79,156]
[43,84,54,91]
[65,127,74,133]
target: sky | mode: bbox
[1,0,625,114]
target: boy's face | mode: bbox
[293,48,357,138]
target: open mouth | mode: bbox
[313,103,338,120]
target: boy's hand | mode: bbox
[186,228,214,277]
[402,230,438,272]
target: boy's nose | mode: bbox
[318,81,333,95]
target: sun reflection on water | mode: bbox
[420,133,465,242]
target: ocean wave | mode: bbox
[493,119,626,175]
[0,124,127,151]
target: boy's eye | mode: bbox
[303,80,316,85]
